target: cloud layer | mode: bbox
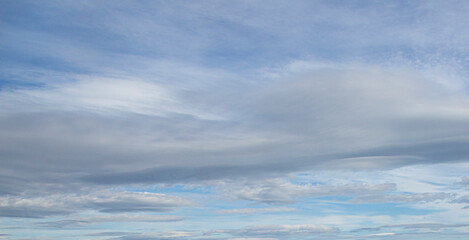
[2,1,469,240]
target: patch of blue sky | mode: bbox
[343,203,436,217]
[3,0,464,83]
[0,77,45,90]
[0,0,419,73]
[1,53,87,76]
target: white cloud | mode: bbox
[217,207,295,215]
[218,178,395,204]
[0,76,225,120]
[112,231,194,240]
[361,232,396,237]
[216,173,456,205]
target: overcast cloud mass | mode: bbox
[1,0,469,239]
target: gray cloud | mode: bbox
[344,138,469,166]
[38,215,183,229]
[0,234,10,239]
[83,164,290,186]
[0,190,191,218]
[456,176,469,188]
[37,220,90,229]
[2,67,469,194]
[453,195,469,205]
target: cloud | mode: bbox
[83,165,288,186]
[218,178,395,204]
[84,232,133,237]
[209,224,339,238]
[456,176,469,188]
[38,215,183,228]
[2,66,469,195]
[217,177,456,205]
[0,76,223,120]
[109,231,194,240]
[217,207,295,215]
[453,195,469,209]
[3,1,469,239]
[360,232,396,237]
[0,190,191,218]
[352,192,452,204]
[355,223,469,232]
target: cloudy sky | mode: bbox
[1,0,469,239]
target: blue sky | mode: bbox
[2,0,469,239]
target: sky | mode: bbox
[1,0,469,239]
